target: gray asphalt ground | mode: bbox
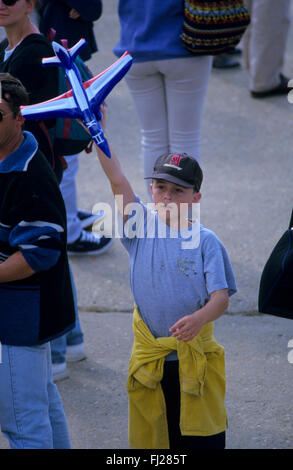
[1,0,293,451]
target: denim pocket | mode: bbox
[0,284,40,346]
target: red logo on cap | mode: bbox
[170,155,181,166]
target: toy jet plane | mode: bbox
[20,39,133,158]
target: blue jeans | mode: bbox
[50,313,84,364]
[60,154,82,244]
[50,262,84,364]
[0,343,71,449]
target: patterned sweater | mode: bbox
[0,132,75,346]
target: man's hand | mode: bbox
[69,8,80,19]
[0,251,35,283]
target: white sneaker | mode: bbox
[52,362,69,382]
[66,343,86,362]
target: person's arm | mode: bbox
[96,142,136,220]
[6,161,67,279]
[0,251,35,283]
[169,289,229,342]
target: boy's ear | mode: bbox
[193,191,202,203]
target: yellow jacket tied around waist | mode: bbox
[127,307,227,449]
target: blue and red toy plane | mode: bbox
[20,39,133,158]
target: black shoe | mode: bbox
[213,54,240,69]
[77,209,105,229]
[250,74,289,98]
[67,230,114,256]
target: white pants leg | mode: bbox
[60,154,82,244]
[243,0,290,92]
[125,56,212,198]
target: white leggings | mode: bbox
[125,56,212,197]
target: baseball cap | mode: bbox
[145,153,203,191]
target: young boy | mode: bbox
[0,73,75,448]
[94,114,237,449]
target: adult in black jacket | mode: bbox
[0,0,92,383]
[0,73,75,449]
[37,0,102,61]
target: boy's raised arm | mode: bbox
[87,106,136,219]
[95,143,136,219]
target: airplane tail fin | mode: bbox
[68,39,87,61]
[42,39,87,68]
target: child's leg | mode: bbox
[161,360,225,449]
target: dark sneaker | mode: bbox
[67,230,114,255]
[213,54,240,69]
[250,74,290,98]
[77,209,105,229]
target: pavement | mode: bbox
[1,0,293,451]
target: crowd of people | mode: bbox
[0,0,290,450]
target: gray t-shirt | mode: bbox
[121,196,237,342]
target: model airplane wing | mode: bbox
[83,52,132,114]
[21,51,132,124]
[20,89,82,120]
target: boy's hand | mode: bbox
[169,289,229,342]
[169,312,204,342]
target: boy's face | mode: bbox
[150,179,201,227]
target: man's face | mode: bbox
[0,98,21,154]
